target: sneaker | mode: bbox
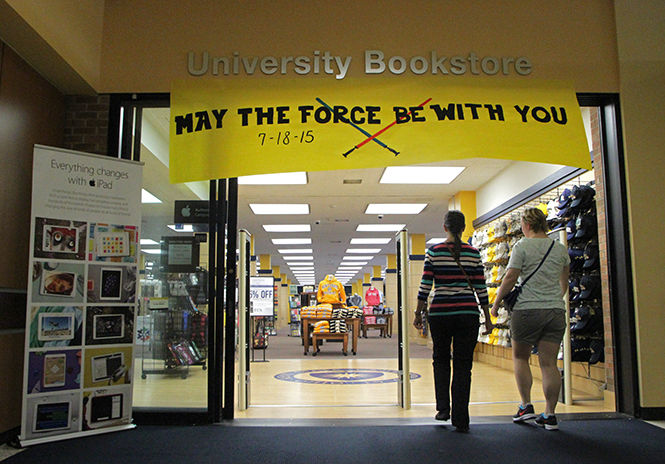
[535,413,559,430]
[512,403,537,422]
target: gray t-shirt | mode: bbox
[507,237,570,311]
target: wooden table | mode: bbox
[361,313,393,338]
[302,317,360,355]
[312,332,348,356]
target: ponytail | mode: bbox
[444,210,466,260]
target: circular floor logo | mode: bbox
[274,368,421,385]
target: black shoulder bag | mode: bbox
[503,240,556,311]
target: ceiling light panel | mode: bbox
[337,266,362,270]
[356,224,405,232]
[287,262,315,266]
[278,248,312,254]
[263,224,311,232]
[272,238,312,245]
[140,239,159,245]
[281,255,313,260]
[427,238,446,244]
[141,249,162,254]
[141,189,162,203]
[350,238,392,244]
[239,172,307,185]
[365,203,427,214]
[380,166,465,184]
[346,248,382,253]
[250,203,310,215]
[342,256,374,260]
[340,261,368,265]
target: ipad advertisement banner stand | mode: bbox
[19,145,142,446]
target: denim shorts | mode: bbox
[510,308,566,346]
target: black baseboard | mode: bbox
[132,409,211,426]
[638,407,665,420]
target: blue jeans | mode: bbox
[428,314,479,428]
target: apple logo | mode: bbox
[89,179,96,187]
[181,205,191,217]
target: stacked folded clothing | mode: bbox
[300,306,317,318]
[364,316,376,324]
[316,303,333,318]
[351,308,364,319]
[331,307,352,319]
[313,321,330,333]
[329,320,348,333]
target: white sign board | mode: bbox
[250,277,274,316]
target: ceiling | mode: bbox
[139,108,517,286]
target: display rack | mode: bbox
[139,275,208,379]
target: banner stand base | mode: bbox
[19,423,136,447]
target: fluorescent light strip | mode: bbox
[337,266,362,270]
[140,239,159,245]
[239,172,307,185]
[141,189,162,204]
[278,248,312,254]
[357,224,405,232]
[340,261,367,265]
[346,248,382,253]
[287,262,315,266]
[342,256,373,260]
[282,256,313,260]
[272,238,312,245]
[351,238,391,245]
[379,166,465,184]
[250,204,310,215]
[365,203,427,214]
[263,224,311,232]
[427,238,446,245]
[141,249,162,254]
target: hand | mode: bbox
[482,319,495,335]
[490,305,499,318]
[413,311,424,330]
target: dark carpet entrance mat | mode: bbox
[7,418,664,463]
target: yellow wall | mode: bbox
[614,0,665,407]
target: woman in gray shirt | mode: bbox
[491,208,570,430]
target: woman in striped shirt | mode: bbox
[414,210,493,432]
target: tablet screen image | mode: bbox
[33,401,71,433]
[42,225,79,253]
[91,353,124,382]
[38,313,75,341]
[40,271,76,297]
[43,353,67,388]
[93,314,125,340]
[90,394,123,423]
[97,232,130,257]
[100,268,122,300]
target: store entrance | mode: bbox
[119,95,633,422]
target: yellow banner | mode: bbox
[170,77,590,183]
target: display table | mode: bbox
[312,332,348,356]
[361,314,393,338]
[302,317,360,355]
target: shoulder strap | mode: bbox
[446,244,481,305]
[520,240,556,287]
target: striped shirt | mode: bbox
[417,242,489,317]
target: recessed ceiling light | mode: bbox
[342,256,374,260]
[239,172,307,185]
[278,248,312,254]
[272,238,312,245]
[250,204,310,215]
[141,249,162,254]
[337,266,362,270]
[380,166,465,184]
[140,239,159,245]
[365,203,427,214]
[282,256,313,260]
[141,189,162,203]
[263,224,311,232]
[287,261,315,266]
[350,238,392,244]
[290,267,314,271]
[168,224,194,232]
[346,248,382,253]
[427,238,446,244]
[356,224,405,232]
[340,261,367,266]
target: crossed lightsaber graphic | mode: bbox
[315,97,432,158]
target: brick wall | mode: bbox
[63,95,110,155]
[590,108,615,393]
